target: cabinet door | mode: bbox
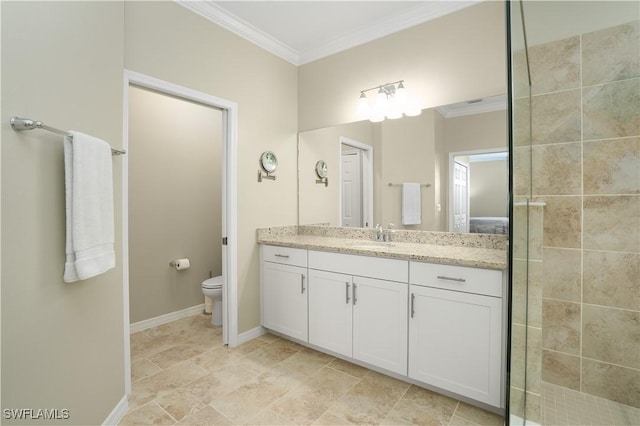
[409,285,502,407]
[353,276,408,375]
[262,262,308,341]
[308,269,353,357]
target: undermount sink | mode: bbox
[348,241,396,250]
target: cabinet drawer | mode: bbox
[410,261,502,298]
[262,245,308,267]
[309,250,408,283]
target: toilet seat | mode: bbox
[202,276,223,289]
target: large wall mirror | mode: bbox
[298,95,508,234]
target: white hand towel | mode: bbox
[63,131,115,282]
[402,183,421,225]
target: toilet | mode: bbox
[201,276,223,326]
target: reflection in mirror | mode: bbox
[298,95,507,233]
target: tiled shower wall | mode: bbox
[513,19,640,411]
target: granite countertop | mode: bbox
[257,226,508,270]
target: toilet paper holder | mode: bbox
[169,259,190,270]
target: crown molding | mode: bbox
[436,94,507,118]
[298,1,481,65]
[177,0,300,65]
[177,0,481,66]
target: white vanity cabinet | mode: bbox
[260,245,308,342]
[408,261,503,407]
[308,251,409,375]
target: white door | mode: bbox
[262,262,308,341]
[352,276,408,375]
[453,160,469,233]
[342,151,362,227]
[408,285,502,406]
[308,269,353,357]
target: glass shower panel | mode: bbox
[509,0,540,424]
[509,1,640,425]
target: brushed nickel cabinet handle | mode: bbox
[301,275,305,293]
[274,254,290,259]
[353,283,357,305]
[411,293,415,318]
[345,282,350,304]
[437,275,466,283]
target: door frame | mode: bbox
[339,137,373,228]
[448,147,507,232]
[121,70,239,394]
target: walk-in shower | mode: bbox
[508,1,640,424]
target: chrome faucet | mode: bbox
[374,224,384,241]
[383,222,395,242]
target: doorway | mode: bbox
[121,70,238,394]
[449,149,508,233]
[339,137,373,228]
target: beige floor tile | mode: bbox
[155,388,207,422]
[185,366,258,405]
[327,358,370,379]
[119,401,175,425]
[453,402,503,426]
[385,385,458,425]
[130,333,191,361]
[175,405,235,426]
[148,343,212,369]
[210,365,307,423]
[131,358,162,383]
[124,314,509,426]
[279,347,335,376]
[246,408,295,425]
[269,366,359,424]
[326,371,411,424]
[448,415,478,425]
[129,361,209,410]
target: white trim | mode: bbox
[102,395,128,426]
[237,325,267,345]
[436,94,507,118]
[448,147,508,232]
[129,304,205,334]
[339,137,374,228]
[177,0,480,66]
[122,70,240,397]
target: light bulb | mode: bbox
[395,82,408,110]
[404,94,422,117]
[385,96,402,119]
[374,87,388,116]
[357,92,370,120]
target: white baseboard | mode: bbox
[103,395,128,425]
[130,304,205,334]
[236,325,266,345]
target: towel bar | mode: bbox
[10,116,126,156]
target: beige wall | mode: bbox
[444,110,507,153]
[469,160,508,217]
[298,0,506,131]
[378,111,441,231]
[128,86,222,323]
[1,2,125,424]
[124,1,298,333]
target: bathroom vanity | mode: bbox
[258,225,508,410]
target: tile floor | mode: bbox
[120,314,504,425]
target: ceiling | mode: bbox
[178,1,480,65]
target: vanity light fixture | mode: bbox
[357,80,422,122]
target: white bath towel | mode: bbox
[402,183,421,225]
[63,131,115,282]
